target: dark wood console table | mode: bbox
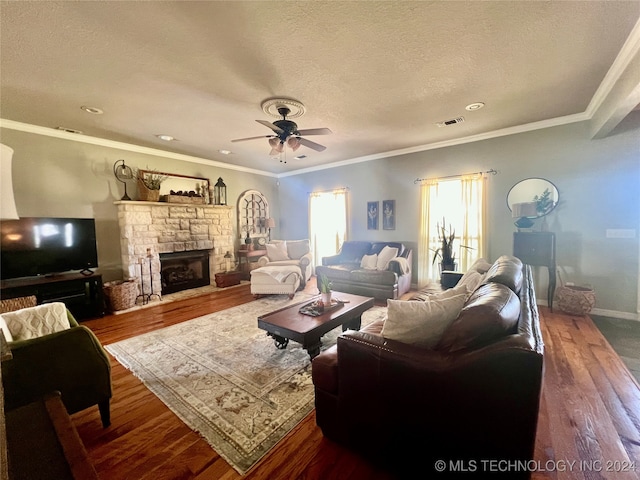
[513,232,556,310]
[237,248,267,280]
[0,272,104,320]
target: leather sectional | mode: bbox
[311,255,544,478]
[315,241,413,300]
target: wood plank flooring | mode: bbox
[70,280,640,479]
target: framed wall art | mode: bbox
[382,200,396,230]
[367,201,379,230]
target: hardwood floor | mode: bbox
[71,281,640,479]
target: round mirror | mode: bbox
[507,178,559,217]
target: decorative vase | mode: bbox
[321,291,332,305]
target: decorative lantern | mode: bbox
[224,251,233,272]
[214,177,227,205]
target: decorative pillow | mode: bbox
[266,242,290,261]
[468,258,493,274]
[381,294,466,348]
[458,271,485,293]
[1,302,71,342]
[376,245,399,270]
[430,283,471,300]
[286,239,310,260]
[360,253,378,270]
[0,316,13,342]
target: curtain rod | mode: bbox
[413,168,498,184]
[308,186,350,194]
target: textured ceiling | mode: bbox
[1,1,639,175]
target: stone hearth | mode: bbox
[115,201,234,296]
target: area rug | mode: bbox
[105,293,387,474]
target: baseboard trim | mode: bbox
[537,298,640,321]
[589,307,640,322]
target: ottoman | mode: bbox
[250,265,301,298]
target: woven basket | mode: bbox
[0,295,37,313]
[137,179,160,202]
[103,280,138,311]
[556,285,596,316]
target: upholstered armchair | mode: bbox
[0,300,112,427]
[257,239,313,286]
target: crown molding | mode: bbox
[277,112,589,178]
[0,119,277,178]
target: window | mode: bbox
[309,189,348,269]
[418,174,486,285]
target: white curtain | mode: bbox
[418,179,438,286]
[309,189,348,270]
[418,174,486,285]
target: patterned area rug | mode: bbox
[105,293,387,474]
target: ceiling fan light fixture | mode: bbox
[261,97,306,118]
[287,137,301,151]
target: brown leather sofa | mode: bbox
[315,241,412,300]
[311,256,544,478]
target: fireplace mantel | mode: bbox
[115,201,234,296]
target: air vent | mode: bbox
[436,116,465,127]
[294,155,307,160]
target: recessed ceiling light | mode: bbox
[155,134,176,141]
[218,149,232,155]
[80,105,103,115]
[465,102,485,111]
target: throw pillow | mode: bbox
[458,271,485,293]
[360,253,378,270]
[1,302,71,342]
[468,258,493,274]
[286,239,310,260]
[376,245,399,270]
[266,242,290,261]
[0,316,13,342]
[381,294,466,348]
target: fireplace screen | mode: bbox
[160,250,210,294]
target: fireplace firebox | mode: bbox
[160,250,210,294]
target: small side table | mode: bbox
[513,232,556,310]
[237,248,267,280]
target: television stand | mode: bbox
[80,268,94,276]
[0,272,105,320]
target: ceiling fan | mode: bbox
[231,105,332,157]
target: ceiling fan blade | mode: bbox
[296,127,332,136]
[256,119,285,134]
[231,135,274,143]
[297,137,327,152]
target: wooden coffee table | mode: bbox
[257,293,375,359]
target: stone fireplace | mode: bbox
[115,201,234,297]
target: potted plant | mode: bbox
[134,168,167,201]
[318,274,332,305]
[431,218,471,273]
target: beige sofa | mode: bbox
[256,239,313,286]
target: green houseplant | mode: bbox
[318,274,332,305]
[431,218,472,272]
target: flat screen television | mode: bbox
[1,217,99,280]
